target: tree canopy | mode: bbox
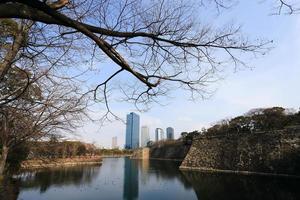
[203,107,300,136]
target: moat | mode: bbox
[2,158,300,200]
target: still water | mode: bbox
[1,157,299,200]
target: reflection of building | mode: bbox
[141,126,150,147]
[112,136,118,149]
[166,127,174,140]
[140,158,149,185]
[155,128,164,142]
[125,112,140,149]
[123,158,139,200]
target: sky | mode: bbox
[68,1,300,148]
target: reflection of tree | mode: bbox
[19,165,100,193]
[150,160,192,189]
[0,178,20,200]
[123,158,139,200]
[182,171,300,200]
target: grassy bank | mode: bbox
[21,156,102,169]
[101,154,132,158]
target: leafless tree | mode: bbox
[0,73,88,175]
[206,0,299,14]
[273,0,300,14]
[0,17,91,104]
[0,0,273,116]
[0,18,90,175]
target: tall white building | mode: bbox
[141,126,150,147]
[112,136,118,149]
[155,128,164,142]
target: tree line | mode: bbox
[181,107,300,139]
[28,140,133,158]
[28,140,98,159]
[1,139,99,173]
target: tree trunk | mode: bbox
[0,145,9,176]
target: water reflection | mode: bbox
[145,159,193,189]
[140,158,149,184]
[182,171,300,200]
[123,158,139,200]
[19,165,100,193]
[0,178,20,200]
[0,158,299,200]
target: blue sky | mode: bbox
[70,1,300,148]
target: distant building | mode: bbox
[125,112,140,149]
[112,136,118,149]
[155,128,164,142]
[141,126,150,147]
[166,127,174,140]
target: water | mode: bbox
[1,157,299,200]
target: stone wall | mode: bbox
[150,140,191,161]
[131,148,149,159]
[180,128,300,176]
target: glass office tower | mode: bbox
[125,112,140,149]
[166,127,174,140]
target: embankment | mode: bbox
[21,156,102,169]
[180,128,300,176]
[101,154,132,158]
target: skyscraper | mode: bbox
[155,128,164,142]
[141,126,150,147]
[166,127,174,140]
[112,136,118,149]
[125,112,140,149]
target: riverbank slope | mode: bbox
[21,156,102,169]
